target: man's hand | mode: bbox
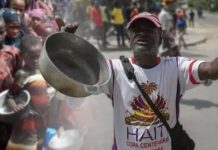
[8,99,24,112]
[55,16,65,30]
[64,22,79,34]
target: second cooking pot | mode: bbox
[0,90,31,123]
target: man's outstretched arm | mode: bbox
[198,57,218,80]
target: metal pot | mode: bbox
[48,129,84,150]
[0,90,31,123]
[39,32,110,97]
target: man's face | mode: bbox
[10,0,25,17]
[128,19,161,56]
[0,21,6,46]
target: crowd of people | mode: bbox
[0,0,84,150]
[68,0,200,52]
[0,0,215,150]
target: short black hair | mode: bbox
[20,35,42,54]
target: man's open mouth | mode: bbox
[135,40,149,46]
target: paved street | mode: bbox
[79,11,218,150]
[179,12,218,150]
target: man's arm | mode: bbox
[198,57,218,80]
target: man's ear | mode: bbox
[159,36,162,46]
[126,31,130,40]
[126,31,133,48]
[158,30,163,46]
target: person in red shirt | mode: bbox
[90,1,105,47]
[130,2,139,19]
[0,15,21,150]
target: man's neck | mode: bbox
[134,55,160,69]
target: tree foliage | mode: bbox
[186,0,218,11]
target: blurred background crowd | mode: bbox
[0,0,214,50]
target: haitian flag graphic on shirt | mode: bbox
[125,81,170,149]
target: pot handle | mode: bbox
[84,85,101,94]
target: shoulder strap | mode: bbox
[108,59,115,105]
[119,55,173,135]
[176,57,181,121]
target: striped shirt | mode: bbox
[8,73,49,149]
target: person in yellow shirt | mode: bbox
[111,1,126,47]
[86,0,94,19]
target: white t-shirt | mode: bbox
[107,57,204,150]
[158,10,173,32]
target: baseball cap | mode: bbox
[0,8,21,24]
[126,12,161,29]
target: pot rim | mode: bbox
[41,32,111,87]
[0,90,31,115]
